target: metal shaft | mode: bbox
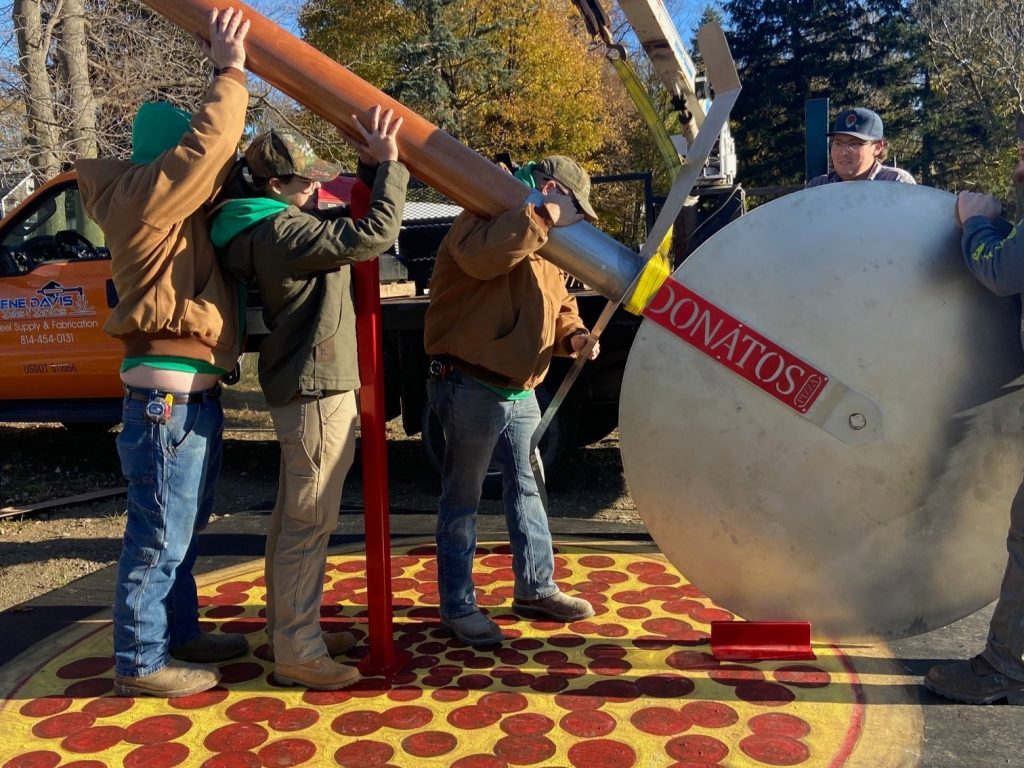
[139,0,642,300]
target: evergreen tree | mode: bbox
[723,0,922,187]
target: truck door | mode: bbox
[0,177,122,401]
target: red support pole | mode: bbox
[350,184,406,676]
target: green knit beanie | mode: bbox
[131,101,192,164]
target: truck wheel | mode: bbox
[421,384,565,500]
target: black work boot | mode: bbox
[925,655,1024,704]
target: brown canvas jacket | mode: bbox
[75,71,248,370]
[220,160,409,407]
[423,204,586,390]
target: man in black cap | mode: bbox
[423,155,600,647]
[807,107,916,186]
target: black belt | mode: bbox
[124,384,222,404]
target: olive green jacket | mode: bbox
[219,160,408,406]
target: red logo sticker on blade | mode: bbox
[644,278,829,413]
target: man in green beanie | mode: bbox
[75,7,250,698]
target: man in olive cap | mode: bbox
[423,155,600,647]
[807,107,916,186]
[75,7,250,699]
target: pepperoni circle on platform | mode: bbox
[401,731,458,758]
[331,710,383,737]
[630,706,691,736]
[1,751,62,768]
[447,705,502,730]
[567,739,637,768]
[500,713,554,736]
[55,657,114,679]
[267,707,319,732]
[559,709,616,738]
[124,715,191,744]
[740,734,811,765]
[168,688,230,709]
[32,712,95,739]
[204,722,268,752]
[735,682,798,706]
[773,665,832,688]
[226,696,286,723]
[748,713,812,738]
[201,751,261,768]
[19,698,71,718]
[82,697,133,718]
[680,701,740,729]
[450,756,507,768]
[333,740,394,767]
[381,705,433,729]
[665,734,730,763]
[61,725,125,753]
[256,738,316,767]
[62,679,112,698]
[493,734,557,765]
[478,691,528,713]
[121,742,189,768]
[636,673,696,699]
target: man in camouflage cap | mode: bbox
[213,107,408,690]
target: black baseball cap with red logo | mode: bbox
[827,108,884,142]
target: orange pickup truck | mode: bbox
[0,169,654,489]
[0,173,124,427]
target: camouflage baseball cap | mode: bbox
[534,155,598,222]
[244,129,343,182]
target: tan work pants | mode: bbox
[985,475,1024,681]
[265,391,358,665]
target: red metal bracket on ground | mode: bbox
[710,621,816,661]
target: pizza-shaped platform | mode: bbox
[0,541,922,767]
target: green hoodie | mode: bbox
[211,197,290,248]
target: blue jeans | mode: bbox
[112,390,223,677]
[428,373,557,619]
[985,475,1024,681]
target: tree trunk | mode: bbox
[60,0,97,161]
[13,0,62,179]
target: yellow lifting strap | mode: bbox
[607,53,680,315]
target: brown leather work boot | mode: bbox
[114,659,221,698]
[925,655,1024,704]
[267,631,357,661]
[512,591,595,622]
[170,632,249,664]
[274,654,361,690]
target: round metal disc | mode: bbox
[620,182,1024,641]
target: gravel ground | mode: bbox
[0,389,637,612]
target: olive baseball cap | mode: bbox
[534,155,599,222]
[244,129,343,182]
[828,108,884,142]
